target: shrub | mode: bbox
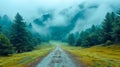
[105,40,112,46]
[0,34,14,56]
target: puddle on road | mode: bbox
[50,49,64,67]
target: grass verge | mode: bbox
[62,44,120,67]
[0,43,55,67]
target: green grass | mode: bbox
[0,43,55,67]
[62,44,120,67]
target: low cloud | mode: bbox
[0,0,120,35]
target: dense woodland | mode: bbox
[68,10,120,47]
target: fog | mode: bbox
[0,0,120,36]
[0,0,81,21]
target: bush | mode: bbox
[0,34,14,56]
[105,40,112,46]
[81,40,90,47]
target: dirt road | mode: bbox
[36,45,78,67]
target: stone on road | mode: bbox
[36,45,77,67]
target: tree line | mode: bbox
[68,10,120,47]
[0,13,41,56]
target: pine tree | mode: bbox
[0,16,2,33]
[0,34,14,56]
[102,12,114,43]
[11,13,33,53]
[0,26,2,33]
[112,10,120,43]
[75,37,81,46]
[68,33,75,46]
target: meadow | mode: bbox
[62,44,120,67]
[0,43,55,67]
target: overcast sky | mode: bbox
[0,0,120,33]
[0,0,120,21]
[0,0,82,21]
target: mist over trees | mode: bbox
[0,15,12,38]
[0,10,120,55]
[0,5,120,56]
[0,9,120,56]
[68,10,120,47]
